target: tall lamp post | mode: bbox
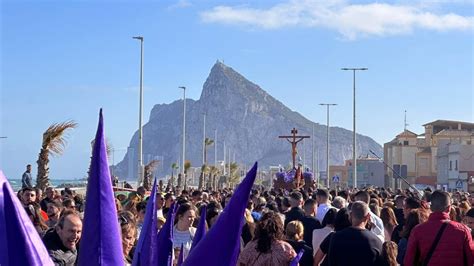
[202,113,206,165]
[319,103,337,188]
[341,67,368,188]
[133,36,144,186]
[214,129,217,167]
[179,86,187,184]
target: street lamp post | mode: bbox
[214,129,217,167]
[319,103,337,188]
[312,124,315,175]
[179,86,187,185]
[223,141,226,175]
[133,36,144,186]
[202,113,206,165]
[341,67,368,188]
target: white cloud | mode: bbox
[200,0,473,40]
[168,0,192,10]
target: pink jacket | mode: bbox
[404,212,474,266]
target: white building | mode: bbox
[437,140,474,191]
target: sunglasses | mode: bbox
[119,215,129,225]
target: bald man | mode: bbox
[43,212,82,265]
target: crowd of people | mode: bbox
[17,180,474,265]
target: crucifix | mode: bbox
[279,128,310,169]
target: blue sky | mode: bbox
[1,0,472,180]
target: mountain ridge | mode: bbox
[114,61,383,179]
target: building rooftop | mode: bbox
[396,130,418,138]
[423,120,474,130]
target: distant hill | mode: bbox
[114,61,382,179]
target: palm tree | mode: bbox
[198,164,209,190]
[144,160,160,191]
[88,138,113,178]
[36,121,77,190]
[90,138,113,160]
[183,160,192,189]
[158,180,164,192]
[209,165,218,190]
[170,162,178,188]
[228,162,240,188]
[204,137,214,164]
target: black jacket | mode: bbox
[284,207,305,227]
[287,239,313,266]
[301,215,322,248]
[43,229,78,266]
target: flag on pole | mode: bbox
[78,109,123,265]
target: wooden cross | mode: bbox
[279,128,310,169]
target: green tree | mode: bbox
[170,162,179,188]
[204,137,214,164]
[198,164,209,190]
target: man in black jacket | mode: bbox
[301,198,321,248]
[43,212,82,265]
[284,191,305,227]
[328,201,383,266]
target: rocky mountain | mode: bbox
[114,61,382,180]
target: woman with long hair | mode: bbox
[173,203,197,259]
[25,203,49,237]
[238,211,296,265]
[286,220,313,266]
[123,195,139,217]
[118,211,137,265]
[397,209,428,265]
[380,207,398,241]
[382,241,398,266]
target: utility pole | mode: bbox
[202,113,206,165]
[132,36,144,186]
[319,103,337,188]
[341,67,368,188]
[214,129,217,167]
[179,86,187,184]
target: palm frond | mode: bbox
[184,160,191,172]
[90,137,113,159]
[204,137,214,146]
[43,121,77,156]
[145,160,160,172]
[171,163,178,170]
[229,162,238,173]
[210,166,218,175]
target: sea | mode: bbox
[7,179,86,192]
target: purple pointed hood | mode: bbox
[156,203,178,266]
[183,162,258,266]
[190,205,207,251]
[78,109,123,265]
[132,178,158,266]
[0,171,54,265]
